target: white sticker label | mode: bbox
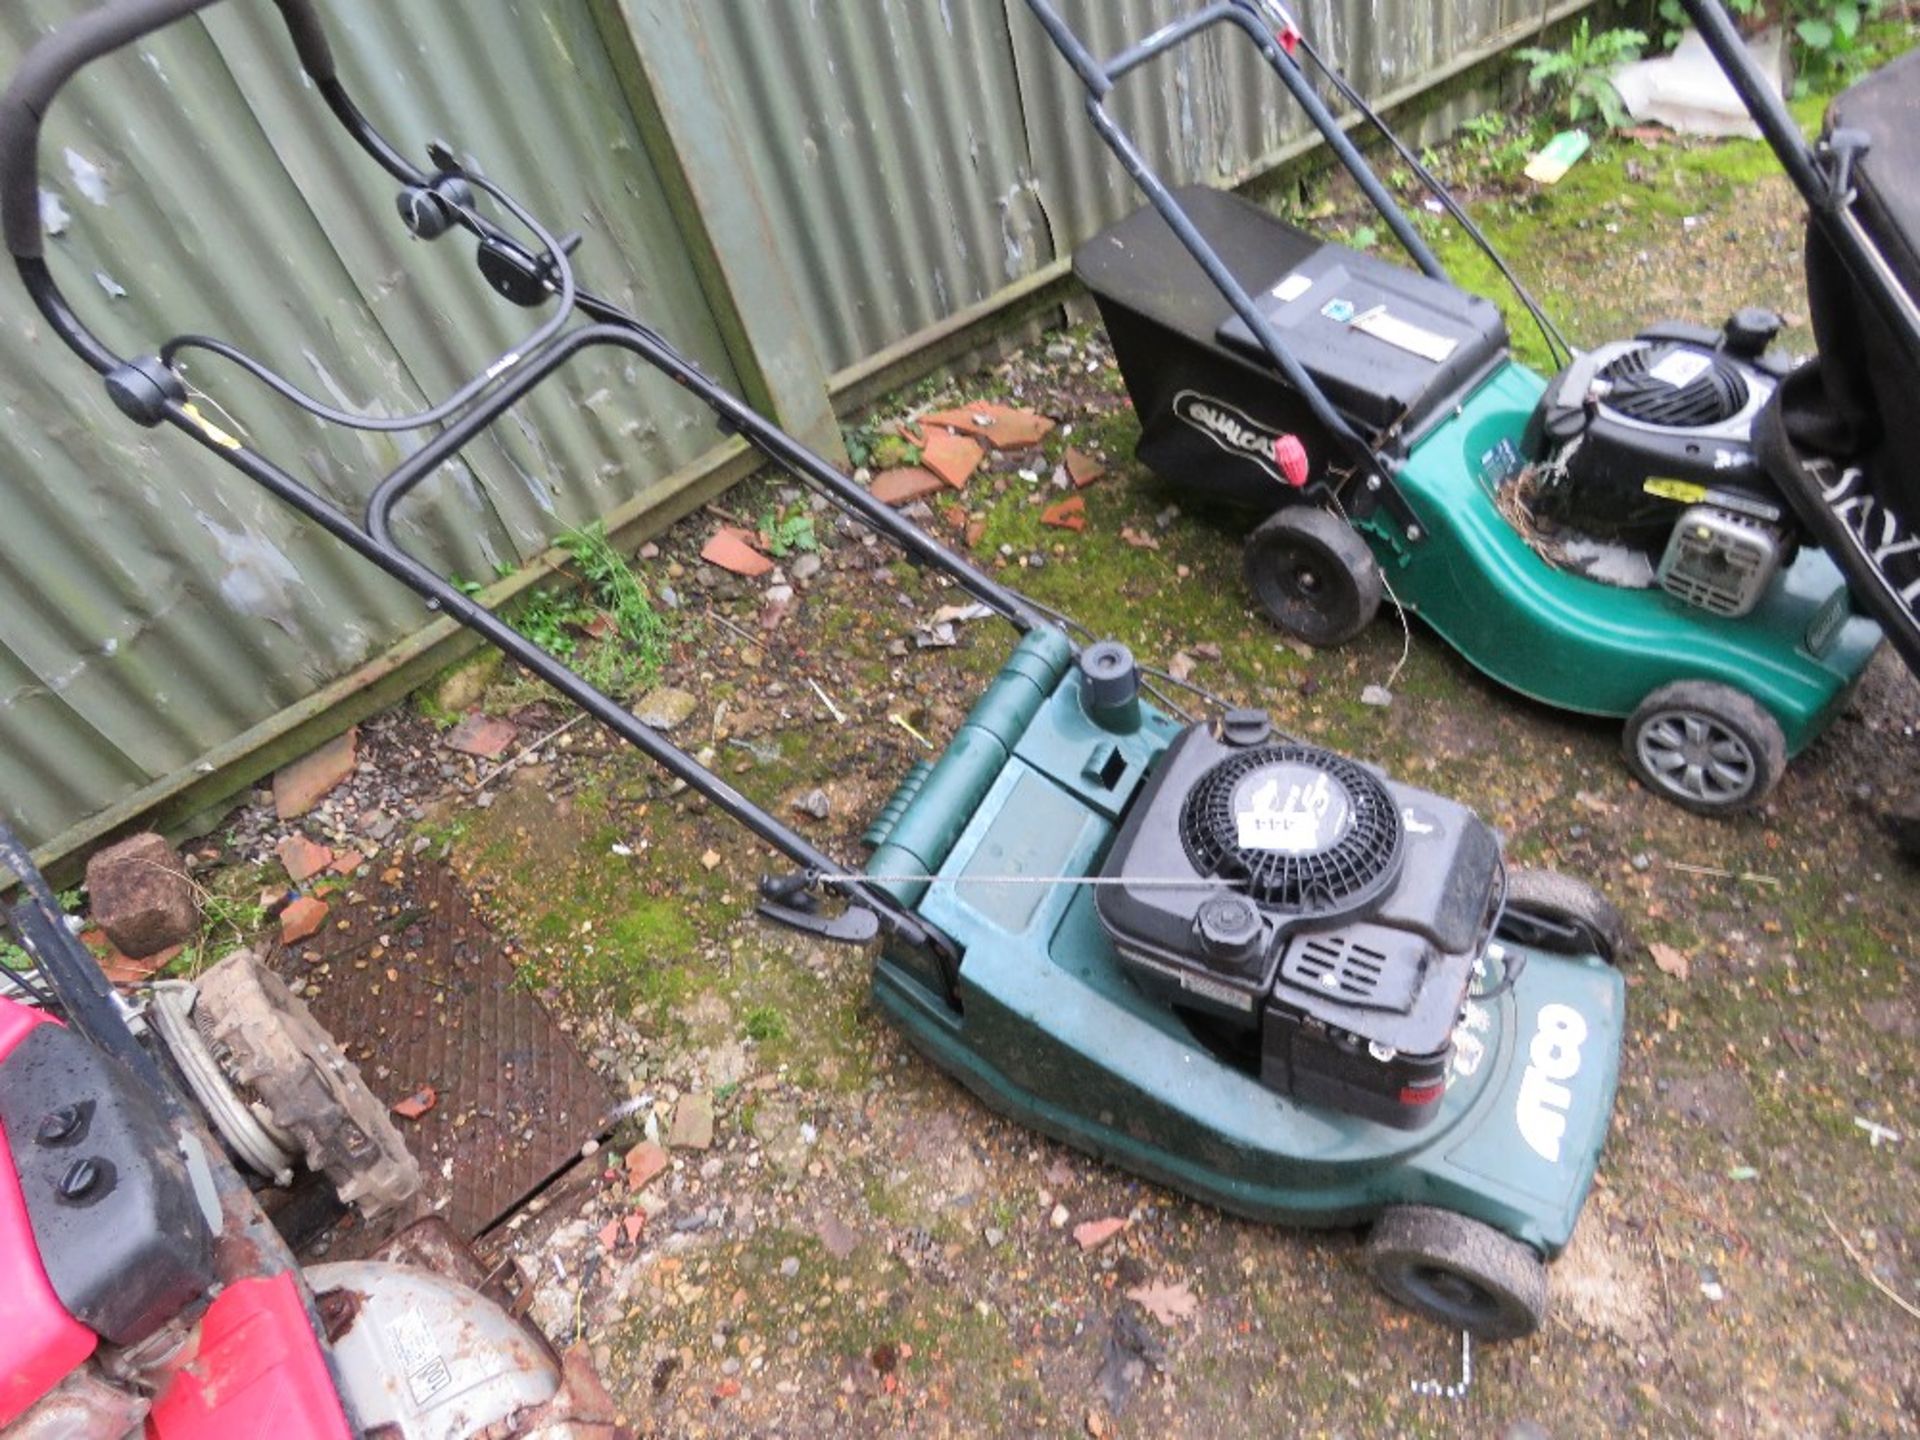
[1236,770,1339,854]
[385,1306,455,1407]
[1352,309,1459,363]
[1272,273,1314,303]
[1648,350,1712,388]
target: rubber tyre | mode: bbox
[1243,506,1383,648]
[1622,681,1787,817]
[1365,1206,1549,1341]
[1501,867,1629,965]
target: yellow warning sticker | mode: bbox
[1643,477,1707,505]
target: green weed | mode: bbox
[1516,19,1649,130]
[758,507,819,559]
[744,1005,789,1043]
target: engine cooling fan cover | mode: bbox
[1596,342,1750,428]
[1178,744,1405,918]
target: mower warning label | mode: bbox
[1172,390,1296,487]
[385,1305,456,1407]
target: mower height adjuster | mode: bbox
[756,871,882,946]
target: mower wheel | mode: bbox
[1500,867,1629,965]
[1365,1206,1548,1341]
[1243,507,1382,647]
[1623,681,1786,817]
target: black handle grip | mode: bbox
[0,0,336,261]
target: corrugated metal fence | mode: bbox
[0,0,1580,860]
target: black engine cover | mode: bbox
[1528,327,1788,549]
[1097,719,1502,1128]
[0,1022,216,1345]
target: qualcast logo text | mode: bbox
[1516,1003,1587,1163]
[1173,390,1291,485]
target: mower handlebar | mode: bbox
[0,0,334,261]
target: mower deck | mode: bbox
[1381,362,1883,755]
[866,633,1624,1255]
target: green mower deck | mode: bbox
[865,631,1625,1258]
[1368,362,1883,756]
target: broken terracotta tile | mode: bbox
[920,428,985,490]
[391,1086,437,1121]
[273,728,358,820]
[328,851,366,877]
[623,1213,646,1246]
[279,894,330,945]
[1073,1217,1129,1251]
[919,403,1056,451]
[701,526,774,578]
[1065,447,1107,489]
[1041,496,1087,532]
[446,712,518,761]
[100,942,182,987]
[867,467,947,507]
[625,1141,670,1191]
[965,520,987,549]
[597,1220,621,1253]
[277,835,336,885]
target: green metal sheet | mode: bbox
[0,0,740,850]
[0,0,1600,860]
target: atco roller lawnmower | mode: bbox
[1028,0,1918,816]
[4,0,1625,1351]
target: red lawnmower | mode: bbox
[0,817,624,1437]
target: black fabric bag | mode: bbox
[1768,46,1920,674]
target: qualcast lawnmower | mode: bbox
[1025,0,1918,816]
[0,818,623,1438]
[4,0,1625,1344]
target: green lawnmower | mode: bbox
[1028,0,1911,816]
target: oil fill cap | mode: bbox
[1221,710,1273,747]
[1079,642,1140,709]
[1196,894,1264,970]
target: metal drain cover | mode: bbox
[269,860,613,1238]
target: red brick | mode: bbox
[273,729,358,820]
[919,403,1055,450]
[391,1086,438,1121]
[1073,1216,1129,1250]
[1066,447,1107,489]
[85,832,199,959]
